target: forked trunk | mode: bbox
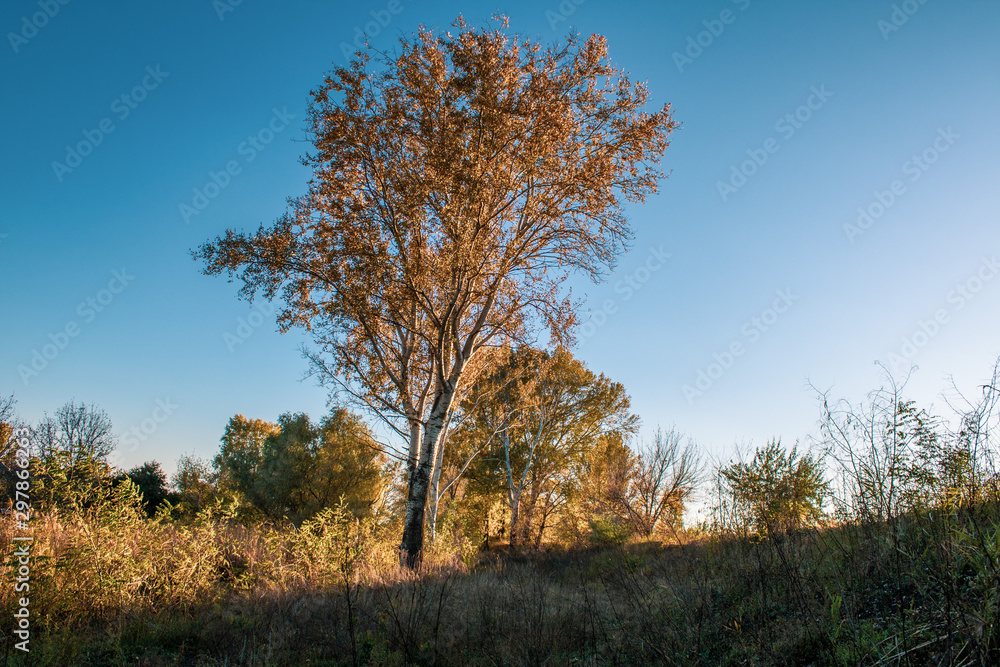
[400,390,454,568]
[427,407,453,541]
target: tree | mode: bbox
[570,431,634,541]
[453,346,638,548]
[0,394,21,504]
[25,401,117,510]
[214,409,388,524]
[32,400,116,464]
[214,414,280,503]
[117,461,172,516]
[717,439,829,536]
[0,394,16,448]
[308,408,391,519]
[608,427,701,537]
[195,16,676,566]
[171,454,221,514]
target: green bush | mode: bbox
[588,516,630,546]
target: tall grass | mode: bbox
[2,477,998,665]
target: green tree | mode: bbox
[562,430,632,544]
[214,408,388,524]
[214,414,280,503]
[30,453,114,513]
[171,454,223,514]
[453,346,638,548]
[717,439,829,536]
[116,461,172,517]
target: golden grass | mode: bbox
[2,484,999,665]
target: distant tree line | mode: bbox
[0,345,705,548]
[3,354,997,554]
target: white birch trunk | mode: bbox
[427,408,452,542]
[400,386,457,567]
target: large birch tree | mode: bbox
[194,16,675,567]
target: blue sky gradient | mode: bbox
[2,0,998,474]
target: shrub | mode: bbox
[588,516,630,546]
[716,439,829,536]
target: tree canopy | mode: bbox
[195,16,675,565]
[32,400,116,464]
[449,346,638,547]
[214,409,388,524]
[717,440,829,535]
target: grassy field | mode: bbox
[2,481,998,666]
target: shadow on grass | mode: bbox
[3,501,999,665]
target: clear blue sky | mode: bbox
[2,0,998,476]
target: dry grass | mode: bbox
[2,483,999,665]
